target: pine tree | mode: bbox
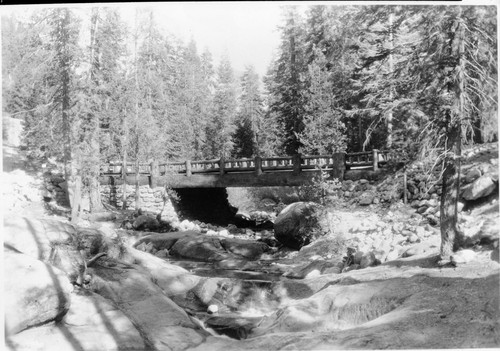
[346,5,404,151]
[2,12,54,154]
[76,7,128,213]
[304,5,335,64]
[92,8,128,161]
[198,48,216,157]
[233,65,264,158]
[174,39,214,160]
[395,6,497,259]
[127,9,168,208]
[267,6,307,155]
[206,55,238,159]
[45,8,83,221]
[303,6,359,153]
[260,65,283,157]
[298,48,346,154]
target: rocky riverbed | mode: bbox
[5,208,499,350]
[3,142,500,350]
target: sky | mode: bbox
[2,1,493,78]
[1,2,303,78]
[117,0,493,77]
[120,2,294,78]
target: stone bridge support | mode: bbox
[99,181,238,225]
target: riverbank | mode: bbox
[3,141,499,350]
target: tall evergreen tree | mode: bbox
[45,8,82,221]
[349,5,408,151]
[395,6,497,259]
[303,6,360,153]
[76,7,127,212]
[198,48,216,157]
[260,65,283,157]
[233,65,264,158]
[267,7,307,155]
[206,55,238,159]
[2,12,53,154]
[298,48,346,154]
[175,39,213,159]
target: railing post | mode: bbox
[403,165,408,204]
[121,155,127,210]
[373,149,379,171]
[255,156,262,176]
[331,153,346,180]
[293,154,301,175]
[185,160,192,177]
[219,157,225,175]
[344,152,350,170]
[134,159,140,210]
[122,159,127,179]
[149,160,159,188]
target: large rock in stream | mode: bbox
[462,175,497,201]
[134,231,200,252]
[88,255,209,351]
[274,202,332,250]
[133,214,160,231]
[170,235,230,261]
[134,231,271,261]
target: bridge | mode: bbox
[99,149,397,188]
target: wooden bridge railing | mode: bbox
[100,149,398,177]
[345,149,394,171]
[100,161,152,175]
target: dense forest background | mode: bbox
[2,5,498,220]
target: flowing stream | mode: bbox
[158,234,288,340]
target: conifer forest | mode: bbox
[2,5,498,217]
[2,5,500,349]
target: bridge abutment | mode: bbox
[100,182,171,214]
[99,181,238,225]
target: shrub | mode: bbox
[298,165,342,205]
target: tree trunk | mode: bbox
[386,12,394,149]
[70,168,82,223]
[89,133,102,212]
[89,163,102,212]
[58,8,81,222]
[88,8,103,213]
[440,8,465,260]
[358,115,363,151]
[121,148,127,210]
[120,105,128,210]
[68,150,82,223]
[135,158,140,211]
[133,9,141,211]
[439,123,461,259]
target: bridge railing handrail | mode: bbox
[100,149,399,176]
[100,161,151,175]
[260,156,294,169]
[344,149,396,169]
[300,156,335,170]
[261,156,293,161]
[191,160,220,172]
[223,159,255,172]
